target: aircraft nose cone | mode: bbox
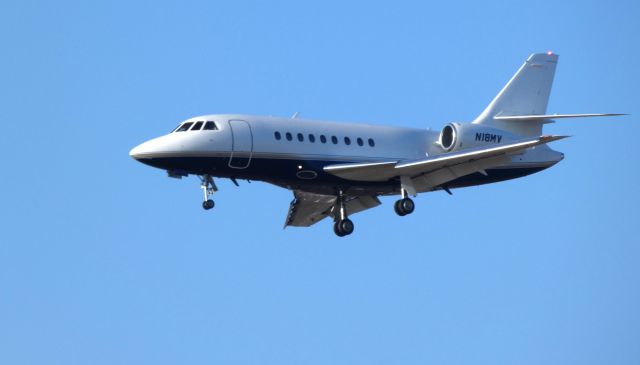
[130,140,155,160]
[129,143,144,160]
[130,135,178,167]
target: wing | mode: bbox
[324,135,567,182]
[284,191,381,228]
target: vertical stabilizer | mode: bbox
[473,53,558,136]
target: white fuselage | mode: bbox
[130,114,562,196]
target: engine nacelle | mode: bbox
[438,122,518,152]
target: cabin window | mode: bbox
[274,131,281,140]
[176,122,193,132]
[357,137,364,146]
[286,132,293,141]
[320,135,327,143]
[297,133,304,142]
[191,121,204,131]
[308,134,316,143]
[344,137,351,145]
[368,138,375,147]
[331,136,338,144]
[203,121,218,130]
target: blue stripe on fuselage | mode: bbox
[133,155,549,195]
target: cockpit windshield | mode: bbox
[176,122,193,132]
[203,121,218,130]
[173,120,219,133]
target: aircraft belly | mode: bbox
[135,155,395,193]
[135,154,553,196]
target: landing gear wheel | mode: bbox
[333,219,354,237]
[339,218,354,235]
[394,197,414,216]
[394,200,406,216]
[334,222,346,237]
[400,198,415,214]
[202,199,215,210]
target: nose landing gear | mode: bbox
[202,199,215,210]
[200,174,217,210]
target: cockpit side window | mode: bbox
[191,121,204,131]
[203,121,218,130]
[172,124,183,132]
[176,122,193,132]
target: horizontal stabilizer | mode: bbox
[494,113,627,121]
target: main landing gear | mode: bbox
[394,197,415,216]
[334,218,354,237]
[394,176,416,216]
[333,190,354,237]
[199,174,217,210]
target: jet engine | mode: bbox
[438,122,517,152]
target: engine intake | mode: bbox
[439,123,457,151]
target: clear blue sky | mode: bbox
[1,1,638,364]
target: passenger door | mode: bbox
[228,120,253,169]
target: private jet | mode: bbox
[130,52,623,236]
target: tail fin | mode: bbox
[473,52,558,136]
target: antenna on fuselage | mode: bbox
[291,112,300,119]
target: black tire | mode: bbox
[394,200,407,216]
[400,198,415,215]
[202,199,215,210]
[333,222,346,237]
[339,219,354,235]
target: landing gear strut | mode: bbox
[333,190,354,237]
[199,174,217,210]
[394,177,416,216]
